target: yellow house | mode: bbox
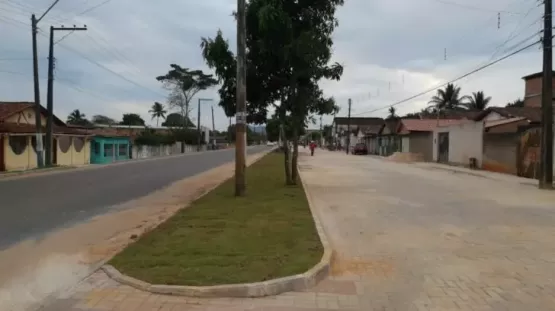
[0,102,92,172]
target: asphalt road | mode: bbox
[0,146,269,250]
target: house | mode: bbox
[398,119,467,161]
[0,102,92,172]
[362,123,384,155]
[90,136,132,164]
[376,119,402,156]
[432,120,484,166]
[332,117,384,149]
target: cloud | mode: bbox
[0,0,546,130]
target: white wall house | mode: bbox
[432,120,484,167]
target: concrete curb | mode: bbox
[101,150,332,298]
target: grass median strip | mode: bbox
[109,152,323,286]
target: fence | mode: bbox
[131,143,207,160]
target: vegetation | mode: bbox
[91,114,116,125]
[506,98,524,108]
[427,83,470,113]
[109,153,323,286]
[386,106,397,120]
[120,113,145,126]
[227,124,266,144]
[464,91,491,110]
[149,102,167,126]
[161,112,194,127]
[202,0,344,185]
[66,109,92,126]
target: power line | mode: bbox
[352,39,541,116]
[431,0,525,15]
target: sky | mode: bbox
[0,0,546,130]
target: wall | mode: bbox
[433,121,484,166]
[408,132,433,161]
[90,137,131,164]
[3,136,38,171]
[55,136,91,166]
[401,136,410,153]
[524,76,555,108]
[132,143,208,160]
[5,107,47,125]
[483,133,518,174]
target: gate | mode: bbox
[437,132,449,163]
[517,127,541,178]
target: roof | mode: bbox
[0,123,89,135]
[400,119,468,133]
[0,101,66,126]
[333,117,384,126]
[521,71,555,80]
[485,117,527,129]
[475,107,541,123]
[361,124,384,135]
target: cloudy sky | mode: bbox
[0,0,545,130]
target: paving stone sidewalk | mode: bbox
[38,151,555,311]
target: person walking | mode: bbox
[309,141,316,156]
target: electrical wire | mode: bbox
[430,0,524,15]
[351,38,541,117]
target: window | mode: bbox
[9,136,28,155]
[118,144,127,156]
[104,143,114,157]
[74,137,85,152]
[92,141,101,155]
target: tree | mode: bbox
[506,98,524,108]
[149,102,167,126]
[161,112,194,127]
[322,125,332,144]
[91,114,116,125]
[66,109,91,126]
[427,83,469,114]
[156,65,218,128]
[387,106,397,119]
[464,91,491,110]
[120,113,145,126]
[201,0,344,185]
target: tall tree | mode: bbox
[201,0,344,184]
[120,113,145,126]
[506,98,525,108]
[464,91,491,110]
[162,112,194,127]
[66,109,91,126]
[91,114,116,125]
[156,65,218,129]
[149,102,167,126]
[427,83,469,114]
[387,106,397,119]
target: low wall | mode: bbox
[131,143,207,160]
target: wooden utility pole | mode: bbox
[235,0,247,196]
[540,0,553,189]
[211,106,216,148]
[346,99,352,154]
[45,25,87,166]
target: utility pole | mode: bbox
[45,25,87,166]
[346,99,352,154]
[197,98,213,151]
[31,0,60,168]
[540,0,554,189]
[211,106,216,148]
[235,0,247,196]
[319,115,323,147]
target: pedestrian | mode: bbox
[309,141,316,156]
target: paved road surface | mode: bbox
[0,146,269,250]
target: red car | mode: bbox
[353,143,368,155]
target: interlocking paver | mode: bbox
[38,151,555,310]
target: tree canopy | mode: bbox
[120,113,145,126]
[91,114,116,125]
[66,109,91,126]
[149,102,167,126]
[162,112,195,127]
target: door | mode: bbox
[0,135,5,171]
[437,132,449,163]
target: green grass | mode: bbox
[109,153,323,286]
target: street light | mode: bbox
[197,98,213,151]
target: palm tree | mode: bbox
[427,83,469,115]
[464,91,491,110]
[387,106,397,119]
[66,109,88,125]
[506,98,524,108]
[149,102,167,126]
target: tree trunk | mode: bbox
[291,124,299,184]
[281,123,294,185]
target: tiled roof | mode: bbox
[0,123,89,135]
[361,124,384,135]
[400,119,468,132]
[475,107,541,123]
[485,117,527,129]
[0,102,34,121]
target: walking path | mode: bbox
[37,150,555,311]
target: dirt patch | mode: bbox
[0,151,268,311]
[330,252,395,278]
[386,152,424,163]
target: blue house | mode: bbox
[90,136,131,164]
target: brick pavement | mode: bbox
[37,151,555,310]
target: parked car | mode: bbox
[353,143,368,155]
